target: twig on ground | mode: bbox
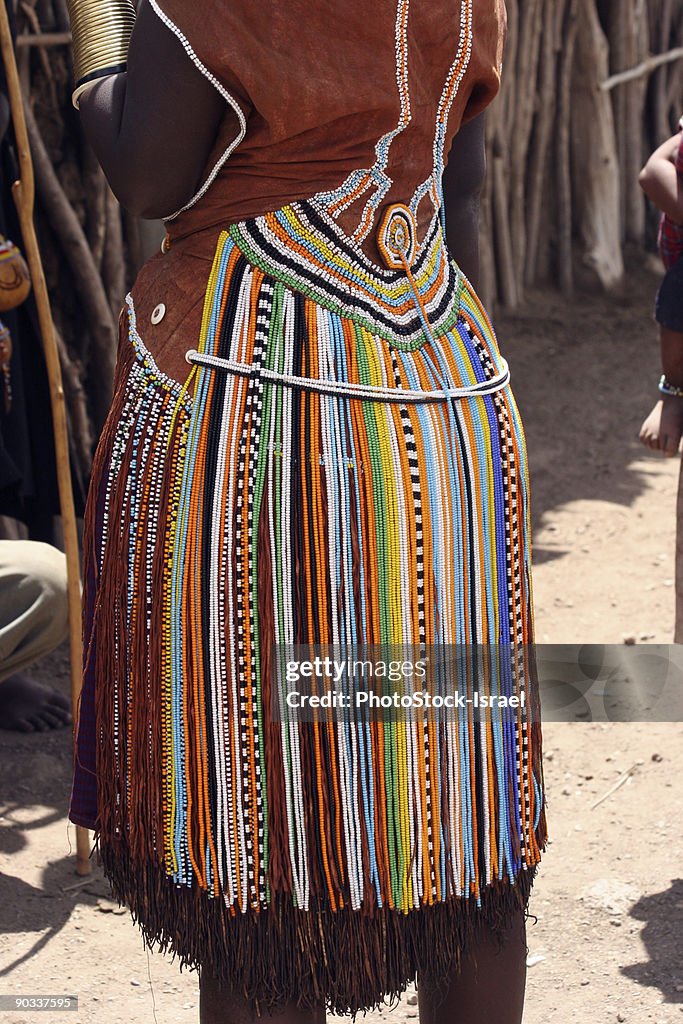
[590,763,640,810]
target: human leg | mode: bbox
[0,539,71,730]
[199,972,326,1024]
[649,259,683,638]
[417,908,527,1024]
[0,539,69,679]
[675,453,683,643]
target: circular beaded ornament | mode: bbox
[377,203,418,270]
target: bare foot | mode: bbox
[0,674,72,732]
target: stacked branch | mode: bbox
[11,0,146,477]
[481,0,683,307]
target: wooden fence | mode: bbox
[482,0,683,306]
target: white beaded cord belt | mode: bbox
[184,349,511,404]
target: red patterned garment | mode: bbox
[658,117,683,270]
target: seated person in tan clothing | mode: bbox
[0,540,71,731]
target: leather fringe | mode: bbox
[94,828,541,1019]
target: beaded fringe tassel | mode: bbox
[80,231,547,1017]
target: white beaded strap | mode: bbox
[184,349,511,404]
[147,0,248,220]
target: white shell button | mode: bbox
[151,303,166,325]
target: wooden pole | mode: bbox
[0,2,91,875]
[16,32,72,48]
[601,45,683,90]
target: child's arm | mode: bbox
[639,396,683,456]
[639,133,683,224]
[639,330,683,457]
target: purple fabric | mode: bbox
[68,452,108,831]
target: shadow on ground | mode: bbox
[621,879,683,1004]
[497,260,668,564]
[0,854,112,978]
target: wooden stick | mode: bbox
[61,876,97,893]
[525,0,557,285]
[556,0,579,295]
[590,764,639,810]
[601,45,683,90]
[0,5,91,876]
[16,32,72,48]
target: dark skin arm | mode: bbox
[442,112,487,291]
[77,0,230,218]
[638,132,683,225]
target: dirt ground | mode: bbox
[1,260,682,1024]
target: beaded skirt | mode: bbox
[71,199,547,1017]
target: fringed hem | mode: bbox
[96,832,541,1019]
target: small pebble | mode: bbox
[617,1014,626,1023]
[130,979,141,987]
[622,635,636,646]
[406,995,418,1006]
[652,753,663,762]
